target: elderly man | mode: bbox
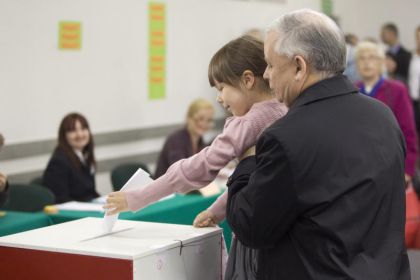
[226,9,409,279]
[0,134,9,207]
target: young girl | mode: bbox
[104,35,287,221]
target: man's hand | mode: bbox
[103,191,129,215]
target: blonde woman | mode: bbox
[154,98,215,178]
[355,41,418,182]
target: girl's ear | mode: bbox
[241,70,255,90]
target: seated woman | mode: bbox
[154,98,215,178]
[43,113,99,203]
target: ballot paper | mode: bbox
[102,168,153,233]
[55,201,106,212]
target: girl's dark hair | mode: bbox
[208,35,269,88]
[57,112,96,170]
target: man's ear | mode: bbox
[294,55,307,81]
[241,70,256,89]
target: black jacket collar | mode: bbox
[290,74,359,109]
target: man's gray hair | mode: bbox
[267,9,346,78]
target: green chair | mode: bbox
[111,163,150,191]
[0,184,55,212]
[30,176,44,187]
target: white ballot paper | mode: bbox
[102,168,153,233]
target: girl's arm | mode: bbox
[109,118,257,213]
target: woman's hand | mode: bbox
[193,210,218,227]
[103,191,129,215]
[238,146,256,161]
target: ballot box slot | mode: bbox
[80,227,135,242]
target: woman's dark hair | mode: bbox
[57,112,96,170]
[208,35,269,89]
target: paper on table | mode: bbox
[55,201,105,212]
[102,168,153,233]
[91,196,107,204]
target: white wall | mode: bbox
[334,0,420,50]
[0,0,321,192]
[0,0,320,145]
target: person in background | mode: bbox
[381,22,411,84]
[385,51,406,82]
[355,41,418,184]
[154,98,214,179]
[0,134,9,207]
[43,113,99,203]
[343,33,360,82]
[409,25,420,133]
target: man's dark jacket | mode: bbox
[394,45,412,83]
[227,75,410,279]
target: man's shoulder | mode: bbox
[263,92,391,140]
[398,46,412,58]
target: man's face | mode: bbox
[381,28,395,46]
[263,31,299,107]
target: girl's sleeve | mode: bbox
[125,118,257,211]
[207,190,228,221]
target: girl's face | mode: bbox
[66,120,90,151]
[214,81,252,117]
[187,108,214,137]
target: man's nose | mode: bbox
[263,68,269,80]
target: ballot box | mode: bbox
[0,217,223,280]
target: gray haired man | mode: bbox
[226,9,410,279]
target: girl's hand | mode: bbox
[103,191,129,215]
[193,210,218,227]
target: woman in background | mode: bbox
[43,113,99,203]
[154,98,215,178]
[355,41,418,183]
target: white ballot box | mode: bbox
[0,218,223,280]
